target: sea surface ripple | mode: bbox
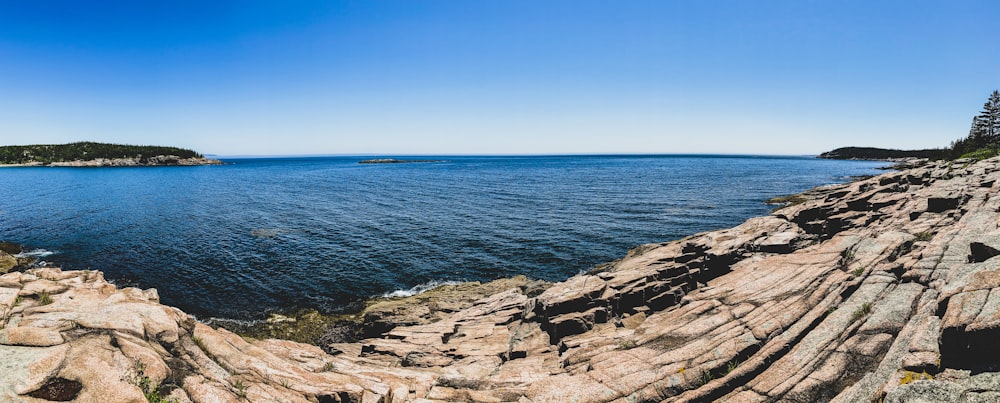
[0,155,886,319]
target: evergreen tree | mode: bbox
[953,90,1000,158]
[985,90,1000,144]
[0,142,203,164]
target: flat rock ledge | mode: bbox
[6,158,1000,402]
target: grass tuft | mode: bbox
[191,336,207,353]
[38,292,53,305]
[698,369,714,386]
[123,360,177,403]
[851,302,873,322]
[232,379,248,400]
[726,360,740,375]
[838,248,856,271]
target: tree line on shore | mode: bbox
[0,142,203,164]
[822,90,1000,161]
[948,90,1000,159]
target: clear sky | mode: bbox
[0,1,997,156]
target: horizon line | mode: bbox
[211,152,822,159]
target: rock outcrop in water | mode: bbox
[358,159,445,164]
[5,157,1000,401]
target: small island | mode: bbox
[0,142,221,167]
[358,158,445,164]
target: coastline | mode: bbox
[197,163,885,347]
[5,157,1000,401]
[0,156,222,168]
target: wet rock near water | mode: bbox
[0,243,37,275]
[218,276,548,351]
[5,157,1000,401]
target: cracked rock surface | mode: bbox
[4,158,1000,402]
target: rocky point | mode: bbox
[4,157,1000,402]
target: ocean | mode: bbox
[0,155,886,320]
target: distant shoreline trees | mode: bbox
[0,142,203,164]
[949,90,1000,159]
[816,90,1000,161]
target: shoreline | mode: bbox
[0,155,888,326]
[2,159,886,347]
[0,156,222,168]
[6,157,1000,400]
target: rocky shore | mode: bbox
[2,156,222,167]
[818,147,948,161]
[5,157,1000,402]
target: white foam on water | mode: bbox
[380,280,466,298]
[200,316,263,328]
[15,248,57,258]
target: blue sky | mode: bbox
[0,1,997,156]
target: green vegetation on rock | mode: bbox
[0,141,203,164]
[851,302,873,322]
[951,90,1000,159]
[959,147,1000,161]
[125,361,177,403]
[821,89,1000,161]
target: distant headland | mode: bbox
[821,89,1000,162]
[0,142,221,167]
[817,147,948,161]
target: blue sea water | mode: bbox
[0,155,886,319]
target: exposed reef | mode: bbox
[359,159,446,164]
[4,157,1000,401]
